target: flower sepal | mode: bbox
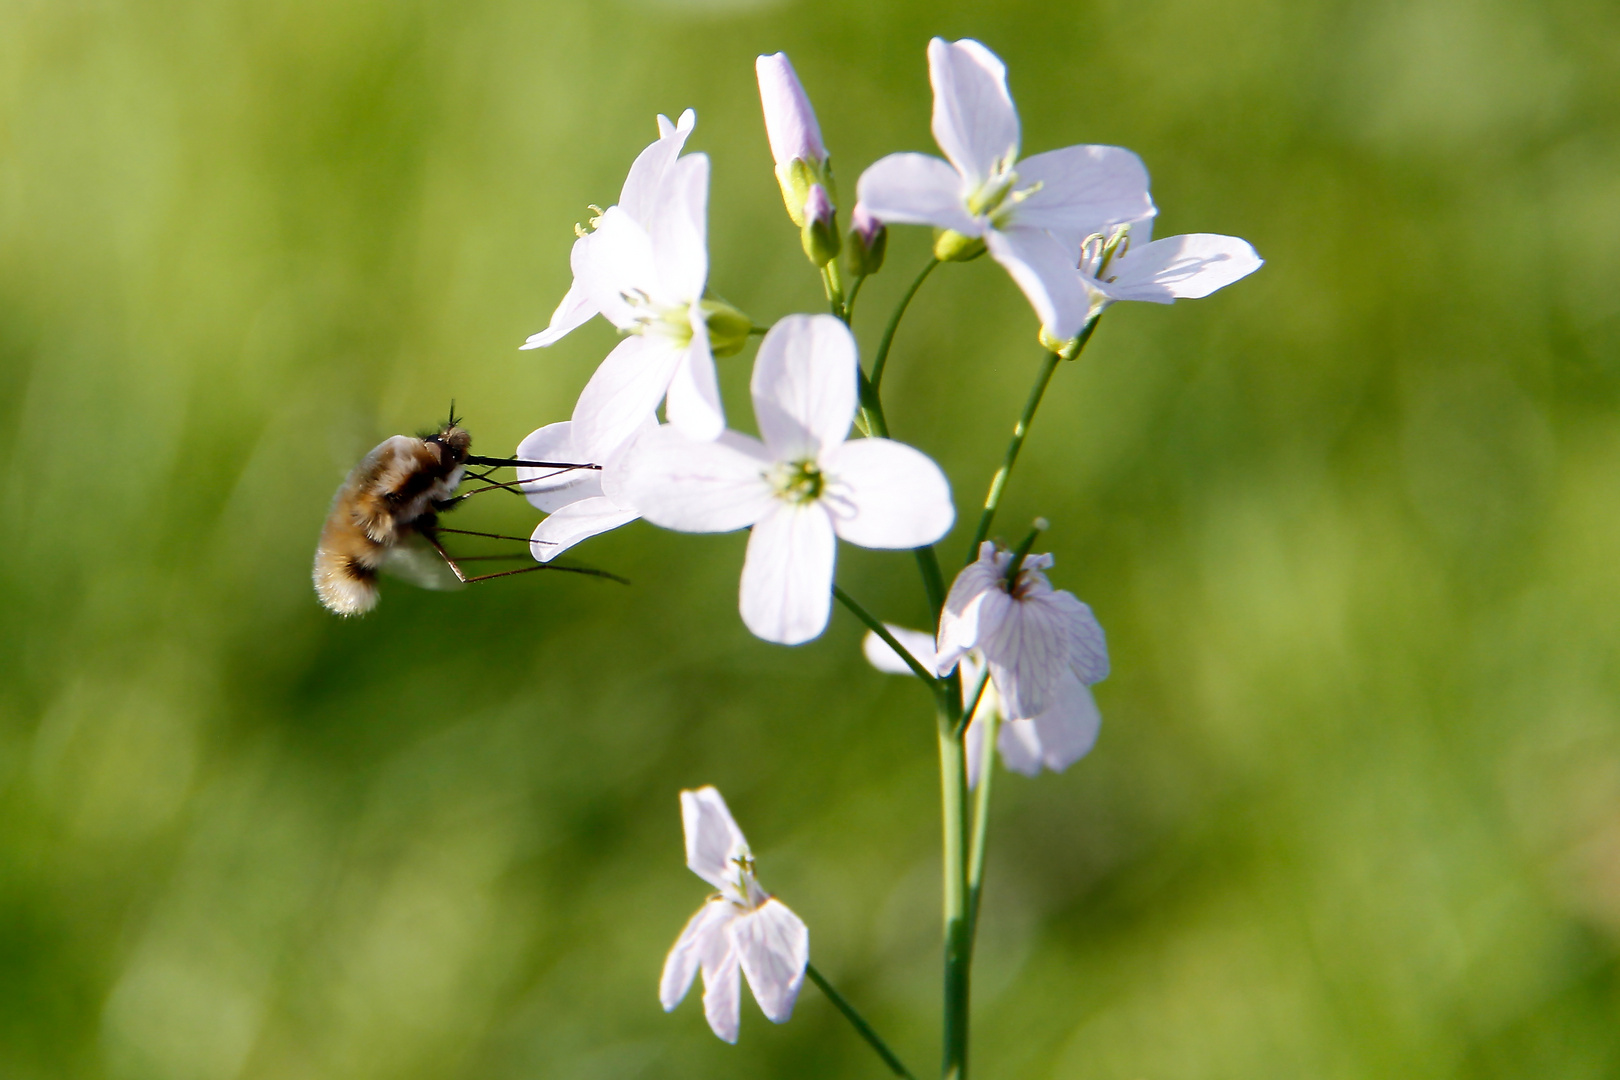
[933,228,987,262]
[799,183,841,267]
[844,204,887,277]
[701,299,754,358]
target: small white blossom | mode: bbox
[618,314,954,645]
[660,786,809,1044]
[856,38,1154,339]
[863,623,1101,785]
[938,541,1109,723]
[520,111,724,459]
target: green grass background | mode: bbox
[2,0,1619,1076]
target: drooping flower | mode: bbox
[1073,221,1263,317]
[856,38,1155,340]
[515,418,648,561]
[618,314,954,645]
[863,623,1102,785]
[660,786,809,1044]
[937,541,1109,723]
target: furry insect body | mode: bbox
[314,423,472,615]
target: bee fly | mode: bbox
[313,409,621,615]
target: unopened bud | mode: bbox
[701,299,753,358]
[844,203,887,277]
[933,228,986,262]
[756,53,826,170]
[800,184,840,267]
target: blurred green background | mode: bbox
[2,0,1618,1076]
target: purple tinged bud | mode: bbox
[800,184,840,267]
[845,202,887,276]
[852,203,882,244]
[804,183,834,226]
[756,52,827,168]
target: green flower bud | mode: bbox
[702,299,754,358]
[844,204,886,277]
[933,229,987,262]
[799,184,840,268]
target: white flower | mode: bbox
[515,419,648,561]
[660,786,809,1045]
[856,38,1155,340]
[937,541,1109,722]
[863,624,1101,785]
[618,314,954,645]
[1075,221,1262,316]
[523,110,697,350]
[519,111,725,459]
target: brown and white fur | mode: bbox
[313,423,471,615]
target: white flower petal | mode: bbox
[1094,233,1263,303]
[856,153,978,233]
[529,497,639,562]
[1013,145,1155,237]
[733,898,809,1024]
[682,786,749,890]
[862,625,940,675]
[740,502,837,646]
[986,227,1092,341]
[571,334,686,462]
[1027,673,1102,772]
[516,422,603,512]
[702,946,742,1044]
[619,427,774,533]
[997,717,1044,776]
[927,37,1018,188]
[522,263,598,350]
[936,547,1012,673]
[574,207,660,328]
[621,109,697,227]
[982,592,1074,719]
[821,438,954,549]
[661,898,734,1011]
[1044,589,1110,683]
[664,317,725,442]
[751,315,858,460]
[756,53,826,167]
[650,153,710,302]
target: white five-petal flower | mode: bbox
[937,541,1109,724]
[520,111,725,459]
[857,38,1155,340]
[863,623,1102,786]
[660,786,809,1045]
[1074,221,1263,316]
[618,314,955,645]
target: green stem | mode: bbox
[965,708,999,949]
[871,258,938,391]
[938,704,971,1080]
[822,262,849,322]
[846,272,868,318]
[833,585,939,687]
[807,962,919,1080]
[955,667,990,741]
[965,314,1101,564]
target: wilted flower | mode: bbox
[661,786,809,1044]
[856,38,1154,339]
[618,314,955,645]
[937,541,1109,722]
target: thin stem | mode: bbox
[871,258,938,392]
[833,585,939,687]
[846,272,868,318]
[806,963,919,1080]
[954,667,990,741]
[965,708,999,948]
[938,704,971,1080]
[964,315,1103,562]
[822,262,849,322]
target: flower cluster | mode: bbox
[505,36,1259,1052]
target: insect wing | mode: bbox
[380,535,465,592]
